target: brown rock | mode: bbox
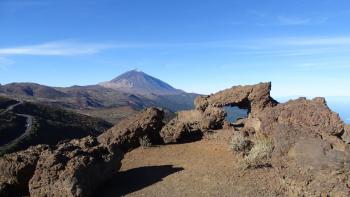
[0,145,49,196]
[29,136,122,197]
[160,107,226,143]
[257,97,344,137]
[342,125,350,143]
[160,110,202,144]
[97,107,164,151]
[195,82,277,116]
[252,97,350,195]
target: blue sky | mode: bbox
[1,0,350,98]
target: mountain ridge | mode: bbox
[0,70,200,123]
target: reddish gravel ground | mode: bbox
[97,134,286,197]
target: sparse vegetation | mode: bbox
[230,132,274,170]
[241,134,274,169]
[229,132,252,155]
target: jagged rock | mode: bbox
[160,110,202,144]
[0,145,49,197]
[98,107,164,151]
[342,125,350,143]
[161,83,276,144]
[257,97,344,137]
[248,97,350,195]
[195,82,277,116]
[160,107,226,143]
[29,136,123,197]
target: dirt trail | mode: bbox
[0,101,23,115]
[1,101,34,144]
[98,138,286,197]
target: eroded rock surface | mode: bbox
[98,107,165,151]
[342,124,350,143]
[195,82,277,116]
[238,97,350,196]
[0,145,49,197]
[160,107,226,143]
[29,136,122,197]
[1,107,165,197]
[257,97,344,137]
[161,82,275,143]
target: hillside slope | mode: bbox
[0,96,112,156]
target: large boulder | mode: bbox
[160,107,226,143]
[98,107,165,151]
[195,82,277,116]
[257,97,344,137]
[0,145,49,197]
[29,136,123,197]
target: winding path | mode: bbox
[0,101,34,144]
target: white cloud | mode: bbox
[0,41,116,56]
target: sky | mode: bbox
[1,0,350,98]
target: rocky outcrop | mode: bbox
[0,107,165,197]
[98,107,165,151]
[28,108,165,196]
[160,107,226,143]
[0,145,49,197]
[342,125,350,143]
[270,124,350,196]
[257,97,344,137]
[236,97,350,195]
[195,82,277,116]
[160,83,274,144]
[29,136,122,197]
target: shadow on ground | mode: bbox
[96,165,184,197]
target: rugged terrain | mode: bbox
[0,96,112,156]
[1,82,350,196]
[0,70,198,123]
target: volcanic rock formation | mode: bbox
[0,107,165,197]
[161,82,276,143]
[98,107,165,151]
[194,82,277,116]
[1,82,350,196]
[160,82,350,195]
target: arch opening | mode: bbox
[223,106,248,123]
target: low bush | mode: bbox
[229,132,252,155]
[242,134,274,169]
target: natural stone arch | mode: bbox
[194,82,278,117]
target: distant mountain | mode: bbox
[99,70,184,95]
[0,70,200,123]
[0,82,67,99]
